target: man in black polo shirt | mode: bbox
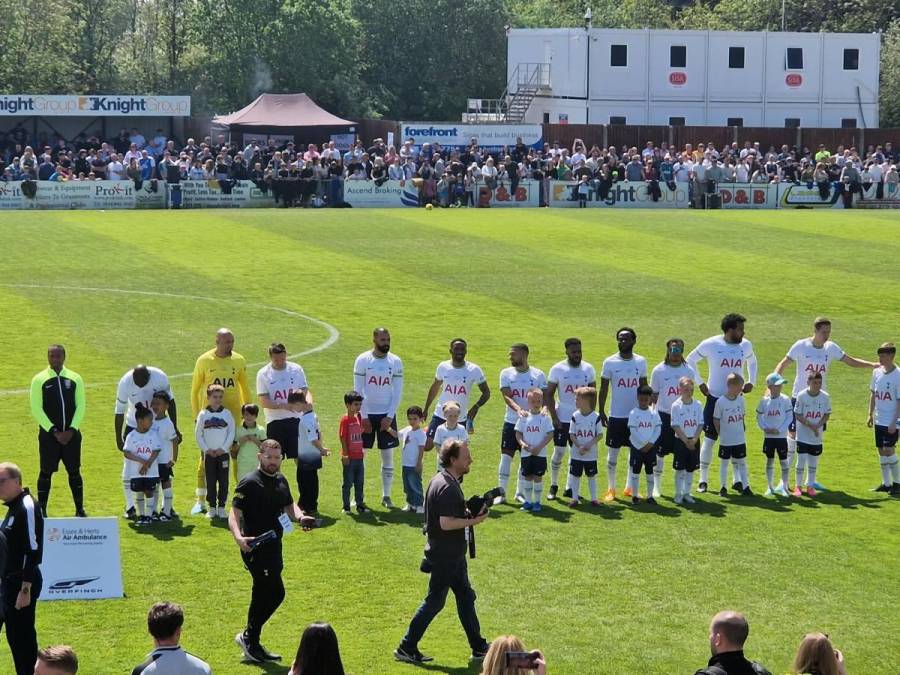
[0,462,44,675]
[229,440,302,664]
[694,610,772,675]
[394,441,491,665]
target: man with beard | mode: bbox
[546,338,596,500]
[353,328,404,508]
[598,329,648,502]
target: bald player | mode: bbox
[189,328,250,515]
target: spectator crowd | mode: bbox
[3,125,899,208]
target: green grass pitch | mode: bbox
[0,208,897,674]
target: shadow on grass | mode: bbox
[240,660,290,673]
[680,496,727,518]
[416,660,483,674]
[809,489,885,509]
[376,509,429,528]
[719,493,793,513]
[129,520,196,540]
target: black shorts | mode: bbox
[703,396,719,439]
[629,446,656,474]
[762,438,789,460]
[875,425,899,449]
[362,413,399,450]
[158,463,174,482]
[130,476,159,492]
[605,417,630,449]
[718,443,747,460]
[658,411,674,455]
[553,422,572,448]
[569,459,598,477]
[267,417,300,459]
[426,415,444,439]
[672,439,700,471]
[797,442,823,456]
[520,455,547,477]
[38,428,82,474]
[788,396,797,433]
[500,422,519,455]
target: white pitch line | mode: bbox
[0,284,340,396]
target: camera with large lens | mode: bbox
[466,487,505,516]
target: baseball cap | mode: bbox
[766,373,787,386]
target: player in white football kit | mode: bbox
[755,373,794,496]
[150,391,180,520]
[546,338,596,500]
[422,338,490,448]
[686,313,757,493]
[712,373,749,497]
[568,387,603,506]
[774,317,875,490]
[114,365,177,518]
[867,343,900,494]
[123,404,162,526]
[514,388,555,512]
[627,386,662,504]
[649,338,696,498]
[431,402,469,471]
[497,343,547,503]
[598,328,648,502]
[256,342,311,462]
[353,328,404,508]
[670,377,704,504]
[793,372,831,497]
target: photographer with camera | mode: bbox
[394,440,492,665]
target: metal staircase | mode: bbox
[464,63,550,123]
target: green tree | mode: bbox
[881,20,900,126]
[0,0,76,93]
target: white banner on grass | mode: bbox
[400,123,543,150]
[548,180,690,208]
[175,180,274,208]
[41,518,123,601]
[0,180,164,209]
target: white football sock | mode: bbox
[787,437,797,480]
[532,481,544,505]
[796,454,807,487]
[674,469,685,498]
[570,476,581,501]
[148,492,158,514]
[733,458,748,487]
[629,472,640,495]
[806,455,819,487]
[765,458,775,489]
[779,458,790,488]
[889,455,900,483]
[517,474,526,497]
[380,449,394,498]
[498,454,512,493]
[653,454,664,486]
[606,447,621,490]
[699,437,715,483]
[135,493,145,517]
[683,470,694,495]
[587,476,597,501]
[719,458,730,489]
[521,479,533,503]
[123,478,134,510]
[646,473,655,497]
[163,487,174,515]
[550,447,566,486]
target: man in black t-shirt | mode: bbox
[229,440,301,665]
[394,441,491,665]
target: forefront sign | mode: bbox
[400,123,542,150]
[41,518,124,600]
[0,94,191,116]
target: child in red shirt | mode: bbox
[339,391,368,513]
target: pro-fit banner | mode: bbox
[400,123,542,150]
[41,518,124,600]
[548,180,690,208]
[0,94,191,116]
[0,180,164,209]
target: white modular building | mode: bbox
[498,28,880,128]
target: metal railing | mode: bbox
[465,63,550,123]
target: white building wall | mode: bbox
[505,28,881,128]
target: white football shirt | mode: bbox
[514,412,554,457]
[786,339,845,397]
[151,416,178,465]
[793,389,832,445]
[601,353,648,419]
[627,406,661,448]
[650,362,697,414]
[399,425,428,467]
[687,336,757,398]
[548,359,596,423]
[713,395,746,446]
[670,399,703,440]
[499,366,547,424]
[256,362,308,423]
[353,351,404,417]
[871,366,900,426]
[755,394,793,438]
[114,367,174,428]
[432,360,486,421]
[123,428,161,479]
[569,410,603,461]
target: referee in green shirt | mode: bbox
[29,344,86,517]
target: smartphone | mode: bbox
[505,651,538,668]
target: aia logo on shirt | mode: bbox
[214,377,235,388]
[683,419,698,429]
[563,384,579,395]
[766,410,782,418]
[666,386,679,397]
[616,378,639,388]
[638,421,653,429]
[875,390,894,401]
[272,389,294,401]
[368,375,391,386]
[574,428,596,440]
[804,411,824,421]
[719,358,742,368]
[444,384,468,395]
[510,388,528,399]
[727,414,744,424]
[526,425,542,433]
[804,363,827,374]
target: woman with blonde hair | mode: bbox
[791,632,847,675]
[480,635,546,675]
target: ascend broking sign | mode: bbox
[0,94,190,116]
[400,123,543,150]
[42,518,124,601]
